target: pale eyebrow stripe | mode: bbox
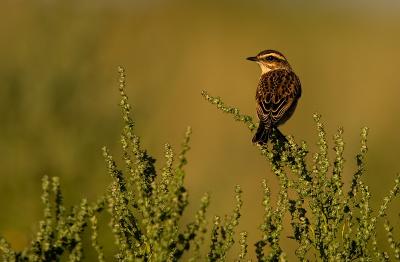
[259,53,286,60]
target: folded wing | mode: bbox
[256,69,301,126]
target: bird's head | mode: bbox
[247,50,291,74]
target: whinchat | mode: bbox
[247,50,301,145]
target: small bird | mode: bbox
[247,50,301,145]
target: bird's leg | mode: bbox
[268,128,288,164]
[272,127,288,146]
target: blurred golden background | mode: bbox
[1,0,400,260]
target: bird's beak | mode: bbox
[246,56,258,62]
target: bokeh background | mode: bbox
[1,0,400,260]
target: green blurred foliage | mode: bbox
[1,0,400,260]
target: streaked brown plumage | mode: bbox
[247,50,301,145]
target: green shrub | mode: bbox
[202,91,400,261]
[1,67,399,261]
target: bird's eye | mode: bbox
[265,56,275,61]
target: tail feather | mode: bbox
[253,123,289,145]
[252,122,270,145]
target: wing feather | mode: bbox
[255,69,301,126]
